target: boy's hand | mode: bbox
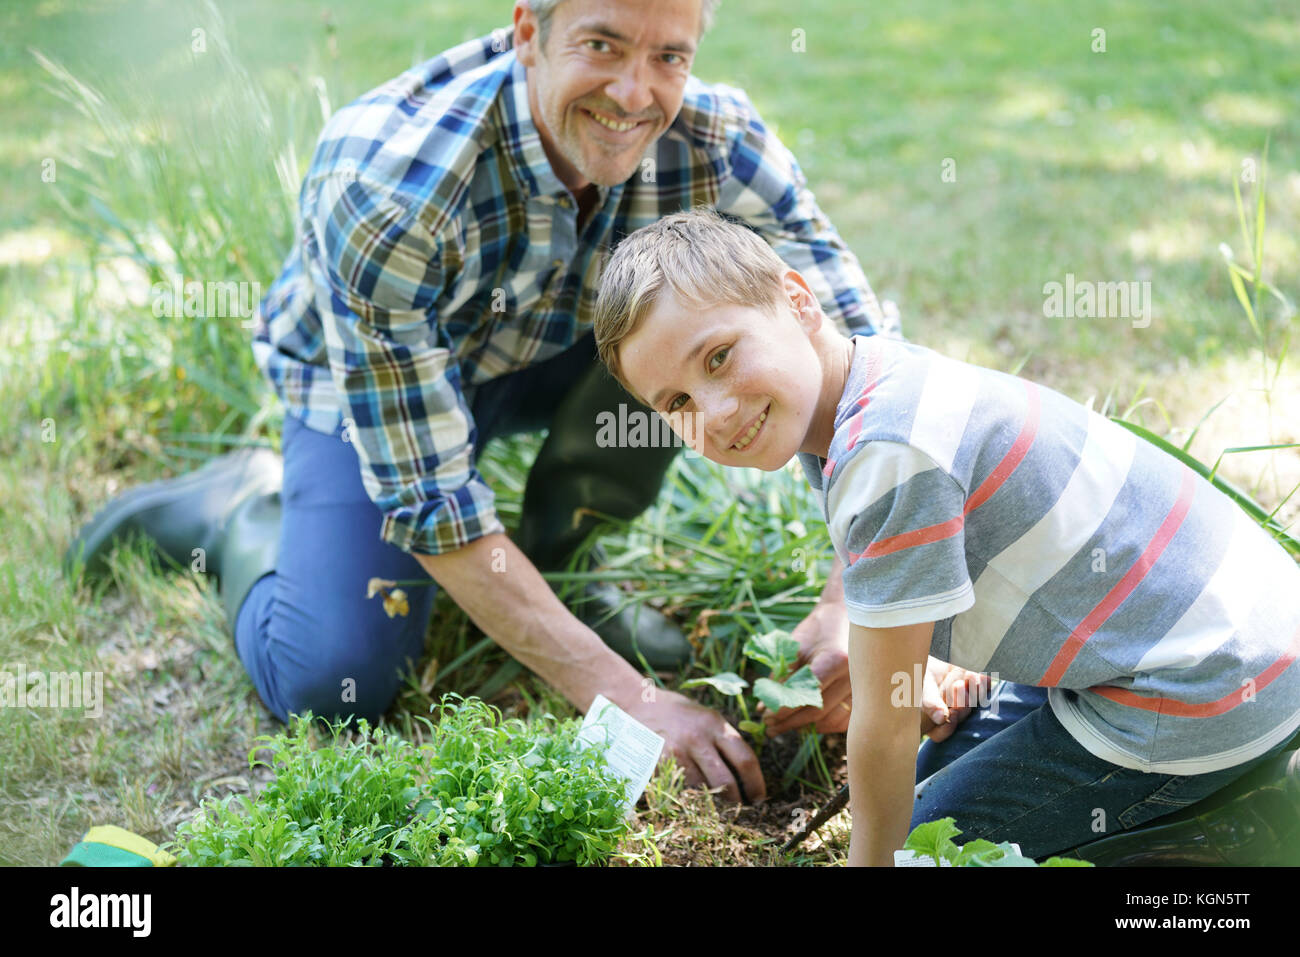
[761,598,989,741]
[625,690,766,804]
[761,602,853,734]
[918,661,991,743]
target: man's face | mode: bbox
[514,0,701,191]
[618,280,828,472]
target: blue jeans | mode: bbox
[233,335,604,725]
[911,681,1295,859]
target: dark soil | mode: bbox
[630,728,851,866]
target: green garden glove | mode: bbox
[60,825,176,867]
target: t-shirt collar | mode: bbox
[833,334,881,428]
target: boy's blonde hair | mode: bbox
[593,207,789,400]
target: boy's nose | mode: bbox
[700,394,741,447]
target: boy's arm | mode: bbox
[764,560,985,736]
[846,619,935,867]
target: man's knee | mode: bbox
[276,650,415,727]
[270,615,427,726]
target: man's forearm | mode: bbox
[816,555,845,608]
[413,533,644,713]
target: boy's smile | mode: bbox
[617,275,853,468]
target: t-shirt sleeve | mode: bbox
[828,441,975,628]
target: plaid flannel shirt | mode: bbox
[252,26,895,556]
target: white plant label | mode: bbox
[577,694,665,814]
[894,843,1022,867]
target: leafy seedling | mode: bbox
[903,817,1093,867]
[683,629,824,779]
[164,695,641,866]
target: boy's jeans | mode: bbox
[912,681,1294,859]
[233,334,604,725]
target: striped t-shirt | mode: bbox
[798,334,1300,773]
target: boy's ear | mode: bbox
[782,269,823,331]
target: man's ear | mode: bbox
[513,2,541,67]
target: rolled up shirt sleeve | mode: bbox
[309,170,504,555]
[712,87,899,340]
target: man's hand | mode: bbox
[414,536,764,803]
[626,689,766,805]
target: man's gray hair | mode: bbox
[527,0,721,45]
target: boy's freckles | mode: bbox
[619,290,828,469]
[617,293,702,412]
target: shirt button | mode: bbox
[552,259,565,269]
[558,196,572,208]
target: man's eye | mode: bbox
[586,39,611,53]
[667,394,687,413]
[662,53,683,65]
[709,347,728,370]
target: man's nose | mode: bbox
[604,58,654,116]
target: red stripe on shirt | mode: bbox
[1088,622,1300,717]
[846,410,865,451]
[843,376,1029,565]
[1039,466,1198,686]
[854,379,878,409]
[843,381,879,452]
[854,514,966,561]
[964,381,1041,516]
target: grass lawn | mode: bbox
[1,0,1297,866]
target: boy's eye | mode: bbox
[709,347,728,370]
[667,394,688,413]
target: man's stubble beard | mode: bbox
[558,104,651,188]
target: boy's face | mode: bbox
[618,278,828,470]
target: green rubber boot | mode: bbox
[1063,743,1300,866]
[64,447,283,630]
[216,489,283,630]
[514,357,693,671]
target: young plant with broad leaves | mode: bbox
[682,629,833,791]
[904,817,1093,867]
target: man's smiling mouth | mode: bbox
[581,107,648,134]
